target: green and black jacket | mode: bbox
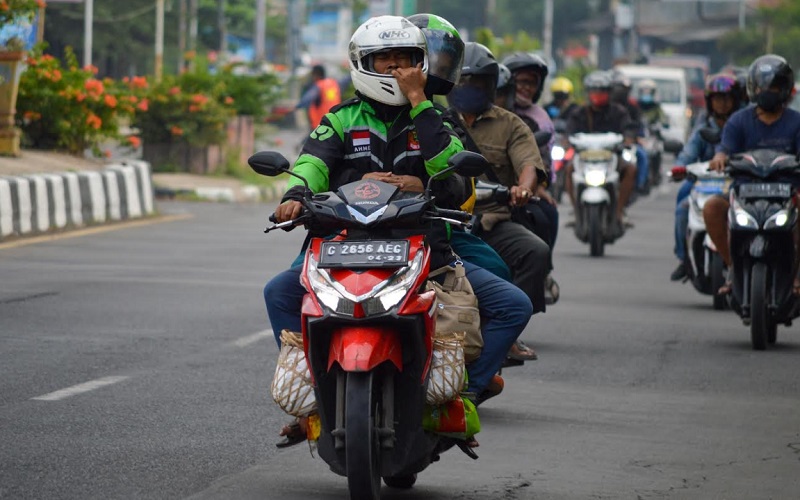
[281,93,470,268]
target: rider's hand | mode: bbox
[510,185,533,207]
[275,200,303,223]
[391,175,424,192]
[392,63,427,108]
[537,185,556,206]
[709,152,727,172]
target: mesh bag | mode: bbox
[426,331,466,405]
[270,330,317,417]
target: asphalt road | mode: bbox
[1,188,799,500]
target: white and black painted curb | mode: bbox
[0,160,155,241]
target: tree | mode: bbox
[718,0,800,71]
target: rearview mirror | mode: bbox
[698,128,721,145]
[663,139,683,155]
[248,151,290,177]
[446,151,490,178]
[534,131,552,148]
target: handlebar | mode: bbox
[434,208,473,223]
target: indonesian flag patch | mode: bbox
[352,130,370,152]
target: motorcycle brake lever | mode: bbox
[264,214,309,233]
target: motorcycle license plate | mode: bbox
[738,182,792,199]
[319,240,409,268]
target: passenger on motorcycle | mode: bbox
[704,54,800,295]
[494,60,561,305]
[545,76,579,120]
[637,79,669,130]
[264,16,534,444]
[670,74,740,281]
[610,70,650,195]
[447,42,551,361]
[566,70,637,228]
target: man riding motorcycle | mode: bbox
[545,76,579,120]
[263,15,533,446]
[670,74,741,281]
[610,70,650,195]
[447,42,551,361]
[704,54,800,296]
[565,70,637,229]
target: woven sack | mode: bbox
[270,329,317,417]
[426,331,465,405]
[426,262,483,362]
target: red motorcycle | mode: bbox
[250,150,487,500]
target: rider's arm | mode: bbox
[411,100,464,177]
[507,114,545,190]
[675,128,705,167]
[280,113,346,202]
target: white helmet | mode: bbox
[348,16,428,106]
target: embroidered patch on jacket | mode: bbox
[352,130,371,153]
[407,130,420,151]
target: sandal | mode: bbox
[718,268,732,296]
[544,274,560,305]
[276,417,308,448]
[507,340,538,361]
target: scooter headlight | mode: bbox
[621,149,634,163]
[551,145,565,161]
[306,254,352,313]
[730,198,758,230]
[764,209,791,229]
[584,167,607,187]
[367,251,425,313]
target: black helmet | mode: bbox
[406,13,465,95]
[448,42,498,114]
[459,42,499,98]
[583,70,613,91]
[501,52,549,103]
[747,54,794,105]
[497,63,512,92]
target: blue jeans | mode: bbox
[635,145,648,189]
[674,180,693,261]
[263,260,532,395]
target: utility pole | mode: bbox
[83,0,93,67]
[218,0,227,54]
[178,0,187,71]
[255,0,266,63]
[188,0,198,69]
[543,0,553,65]
[155,0,165,81]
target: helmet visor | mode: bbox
[422,29,464,87]
[355,47,426,75]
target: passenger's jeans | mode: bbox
[674,180,694,261]
[263,260,532,396]
[635,145,649,189]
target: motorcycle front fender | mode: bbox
[328,326,403,373]
[580,187,610,204]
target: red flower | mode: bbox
[170,125,184,136]
[86,113,102,130]
[104,94,117,108]
[126,136,141,148]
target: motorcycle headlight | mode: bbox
[551,145,565,161]
[730,198,758,230]
[306,250,425,316]
[764,209,791,230]
[584,167,607,187]
[621,149,634,163]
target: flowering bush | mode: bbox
[16,47,137,155]
[0,0,44,28]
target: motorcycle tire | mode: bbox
[588,205,604,257]
[346,371,381,500]
[383,474,417,489]
[710,253,727,311]
[750,262,774,351]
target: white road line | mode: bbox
[232,329,273,348]
[31,376,129,401]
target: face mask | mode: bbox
[515,92,533,108]
[588,92,609,107]
[639,94,654,104]
[449,85,491,114]
[756,91,783,112]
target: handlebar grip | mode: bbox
[436,208,473,222]
[268,213,278,224]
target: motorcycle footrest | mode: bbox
[456,441,479,460]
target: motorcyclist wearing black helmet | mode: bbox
[704,54,800,295]
[566,70,637,228]
[610,70,650,194]
[447,42,551,361]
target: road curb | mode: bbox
[152,179,288,203]
[0,160,156,241]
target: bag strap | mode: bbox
[428,261,467,292]
[449,111,503,185]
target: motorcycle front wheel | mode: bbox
[588,205,605,257]
[346,371,381,500]
[750,262,776,350]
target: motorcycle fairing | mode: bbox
[328,325,403,372]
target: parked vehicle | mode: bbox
[569,132,627,257]
[671,161,729,309]
[250,150,488,499]
[725,150,800,350]
[648,53,709,122]
[614,64,691,144]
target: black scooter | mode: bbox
[726,150,800,350]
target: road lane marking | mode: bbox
[232,329,273,347]
[0,213,193,250]
[31,376,129,401]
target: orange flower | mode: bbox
[131,76,147,89]
[37,0,46,8]
[126,136,141,148]
[86,113,102,130]
[75,92,86,102]
[188,105,200,113]
[169,86,181,96]
[104,94,118,108]
[190,94,208,105]
[170,125,184,136]
[136,98,149,112]
[85,79,104,97]
[127,95,138,104]
[184,50,196,61]
[84,64,99,75]
[122,76,130,84]
[103,150,112,158]
[50,69,62,82]
[224,96,234,105]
